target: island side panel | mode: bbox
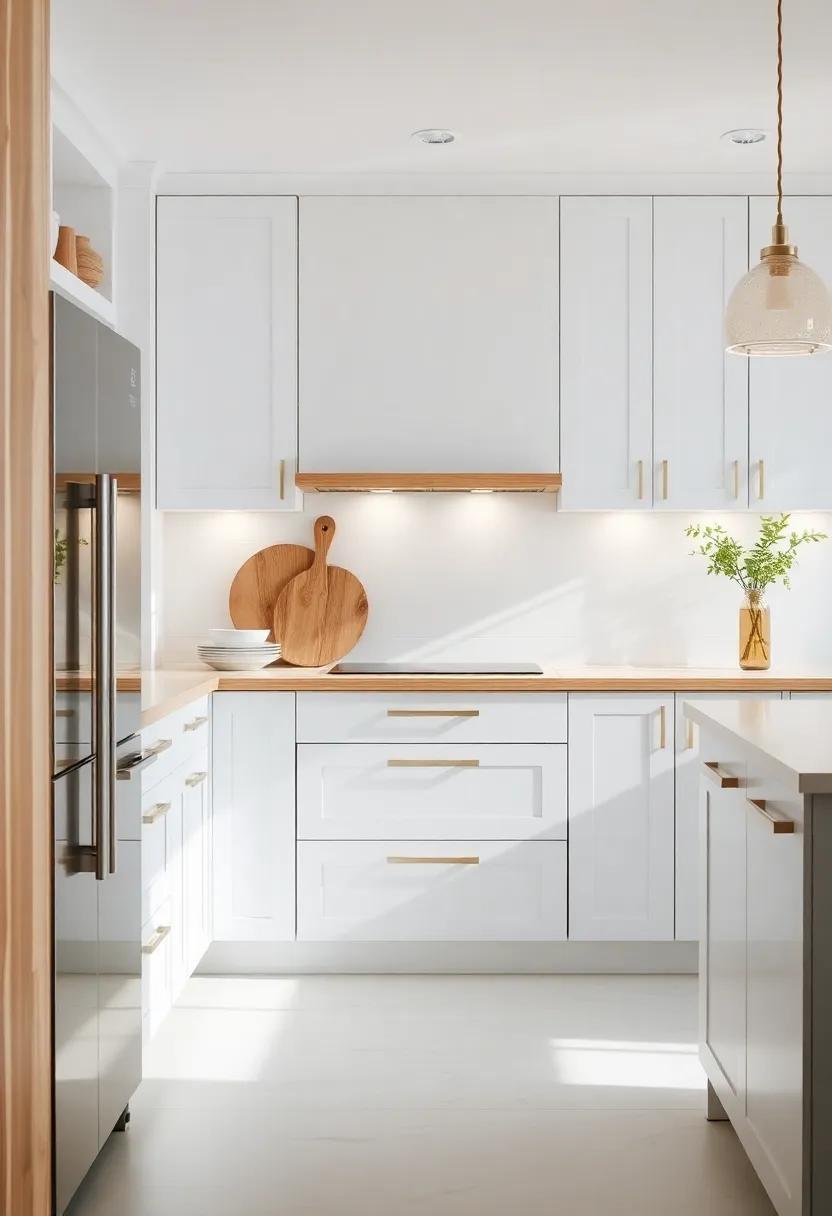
[810,793,832,1216]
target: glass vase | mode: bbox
[739,590,770,670]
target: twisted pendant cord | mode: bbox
[776,0,784,225]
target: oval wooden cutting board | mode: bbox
[229,543,314,641]
[273,516,368,666]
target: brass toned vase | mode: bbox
[739,589,770,670]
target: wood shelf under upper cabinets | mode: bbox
[294,472,562,494]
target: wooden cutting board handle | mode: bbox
[305,515,335,600]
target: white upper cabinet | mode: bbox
[560,197,653,509]
[297,196,559,472]
[156,196,298,510]
[749,196,832,511]
[653,198,749,510]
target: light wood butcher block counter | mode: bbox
[127,664,832,730]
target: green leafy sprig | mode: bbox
[686,514,826,593]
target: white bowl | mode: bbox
[206,628,270,648]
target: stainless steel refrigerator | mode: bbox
[52,293,146,1214]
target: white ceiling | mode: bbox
[51,0,832,176]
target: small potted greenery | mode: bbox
[686,514,826,670]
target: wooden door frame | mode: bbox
[1,1,54,1212]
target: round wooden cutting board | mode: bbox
[229,543,314,641]
[273,516,368,666]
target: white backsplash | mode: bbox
[157,496,832,669]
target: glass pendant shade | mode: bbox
[726,231,832,356]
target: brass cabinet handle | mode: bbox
[387,758,479,769]
[747,798,795,834]
[185,771,208,788]
[183,715,209,733]
[636,459,645,500]
[703,761,740,789]
[661,459,669,500]
[142,801,171,825]
[387,855,480,865]
[142,925,171,955]
[686,719,696,751]
[732,459,740,500]
[279,459,286,500]
[386,709,480,719]
[146,738,173,756]
[56,708,75,718]
[758,459,765,500]
[657,704,667,750]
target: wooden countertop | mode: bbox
[685,698,832,794]
[58,665,832,733]
[131,664,832,730]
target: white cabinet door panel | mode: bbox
[568,693,674,939]
[654,197,749,510]
[749,196,832,510]
[675,691,782,941]
[298,196,558,472]
[701,755,747,1104]
[297,744,567,841]
[296,691,568,744]
[157,196,298,510]
[212,693,295,941]
[560,197,653,509]
[744,760,804,1216]
[297,840,567,941]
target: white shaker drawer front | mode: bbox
[297,840,567,941]
[297,744,567,840]
[141,696,211,793]
[296,692,567,744]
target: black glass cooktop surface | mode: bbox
[333,662,544,675]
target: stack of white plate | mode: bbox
[197,629,282,671]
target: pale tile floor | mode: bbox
[68,974,774,1215]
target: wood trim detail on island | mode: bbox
[295,472,562,494]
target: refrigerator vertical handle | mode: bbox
[93,474,113,881]
[107,476,118,875]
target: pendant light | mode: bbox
[725,0,832,356]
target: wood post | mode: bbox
[0,0,54,1212]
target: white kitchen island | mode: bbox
[685,697,832,1216]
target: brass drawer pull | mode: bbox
[387,758,479,769]
[185,771,208,788]
[184,715,209,732]
[747,798,795,834]
[387,709,480,718]
[732,459,740,500]
[142,925,171,955]
[758,459,765,500]
[686,719,696,750]
[279,458,286,500]
[658,704,667,750]
[387,856,480,865]
[703,761,740,789]
[142,801,171,825]
[56,708,75,718]
[636,459,645,500]
[146,738,173,756]
[661,459,669,500]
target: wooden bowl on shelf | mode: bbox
[75,236,104,289]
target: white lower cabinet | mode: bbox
[297,840,567,942]
[568,693,675,940]
[141,704,212,1042]
[212,693,296,941]
[675,691,782,941]
[297,744,567,841]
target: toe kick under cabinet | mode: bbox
[295,692,568,942]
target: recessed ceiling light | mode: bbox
[412,129,455,145]
[721,129,767,146]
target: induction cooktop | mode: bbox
[333,662,544,675]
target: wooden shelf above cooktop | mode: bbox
[294,472,562,494]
